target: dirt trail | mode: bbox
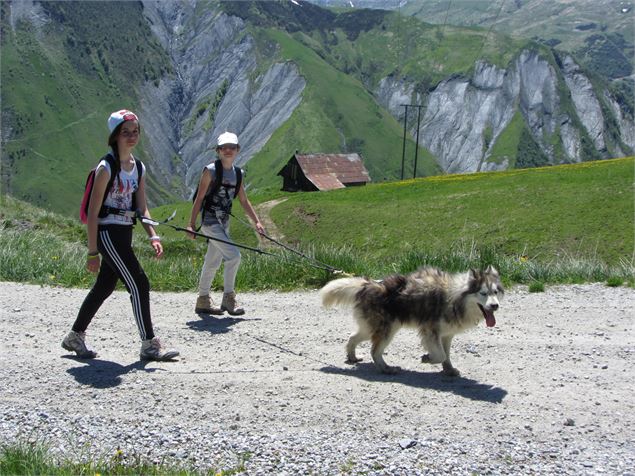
[0,282,633,474]
[254,197,287,246]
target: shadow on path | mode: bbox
[64,357,160,389]
[320,362,507,403]
[186,314,259,334]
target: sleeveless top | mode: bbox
[201,163,240,227]
[98,158,145,226]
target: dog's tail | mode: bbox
[320,277,370,308]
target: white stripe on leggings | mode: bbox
[99,229,147,340]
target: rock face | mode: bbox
[561,55,606,153]
[376,50,633,173]
[127,0,635,184]
[140,3,633,187]
[139,1,305,194]
[6,1,633,195]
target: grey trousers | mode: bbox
[198,223,241,296]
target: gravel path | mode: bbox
[1,281,634,475]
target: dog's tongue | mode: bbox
[485,312,496,327]
[479,304,496,327]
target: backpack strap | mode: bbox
[97,153,119,219]
[209,159,224,196]
[235,166,243,195]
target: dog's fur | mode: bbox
[320,266,503,376]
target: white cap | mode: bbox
[217,132,239,146]
[108,109,138,133]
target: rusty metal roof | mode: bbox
[295,153,371,191]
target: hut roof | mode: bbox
[293,153,370,190]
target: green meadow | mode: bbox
[1,157,633,291]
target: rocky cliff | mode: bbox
[139,1,305,193]
[140,1,633,182]
[4,0,633,204]
[376,49,633,173]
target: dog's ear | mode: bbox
[484,265,499,277]
[469,268,479,280]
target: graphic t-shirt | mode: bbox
[97,157,145,225]
[201,164,240,227]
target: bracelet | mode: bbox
[149,235,161,241]
[87,251,99,258]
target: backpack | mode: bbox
[80,153,143,224]
[192,159,243,225]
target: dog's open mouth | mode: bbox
[478,304,496,327]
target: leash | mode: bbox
[138,211,275,256]
[139,211,345,274]
[230,211,345,274]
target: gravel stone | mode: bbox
[0,282,633,475]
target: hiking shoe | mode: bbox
[140,337,179,361]
[195,295,223,315]
[221,291,245,316]
[61,330,97,359]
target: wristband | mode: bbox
[87,251,99,258]
[149,235,161,241]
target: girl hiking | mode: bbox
[187,132,265,316]
[62,109,179,361]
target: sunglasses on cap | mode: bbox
[217,144,238,150]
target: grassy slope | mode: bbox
[243,27,440,191]
[1,21,114,212]
[3,1,628,222]
[269,157,634,266]
[0,2,175,214]
[342,13,526,84]
[2,158,632,291]
[401,0,633,78]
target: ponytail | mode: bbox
[107,127,122,190]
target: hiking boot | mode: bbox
[61,330,97,359]
[195,295,223,315]
[221,291,245,316]
[140,337,179,361]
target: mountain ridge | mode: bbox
[1,0,632,216]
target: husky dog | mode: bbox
[320,266,503,376]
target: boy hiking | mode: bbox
[187,132,265,315]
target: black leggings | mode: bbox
[73,225,154,341]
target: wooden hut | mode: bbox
[277,153,371,192]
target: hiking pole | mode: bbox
[139,212,344,271]
[230,212,345,274]
[138,212,276,256]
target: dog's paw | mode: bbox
[345,357,363,364]
[442,366,461,377]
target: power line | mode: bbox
[400,104,425,180]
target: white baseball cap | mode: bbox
[108,109,139,133]
[217,132,239,146]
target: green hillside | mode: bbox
[1,158,632,290]
[2,0,630,222]
[0,1,176,214]
[268,157,634,266]
[400,0,634,81]
[151,157,634,268]
[244,27,440,190]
